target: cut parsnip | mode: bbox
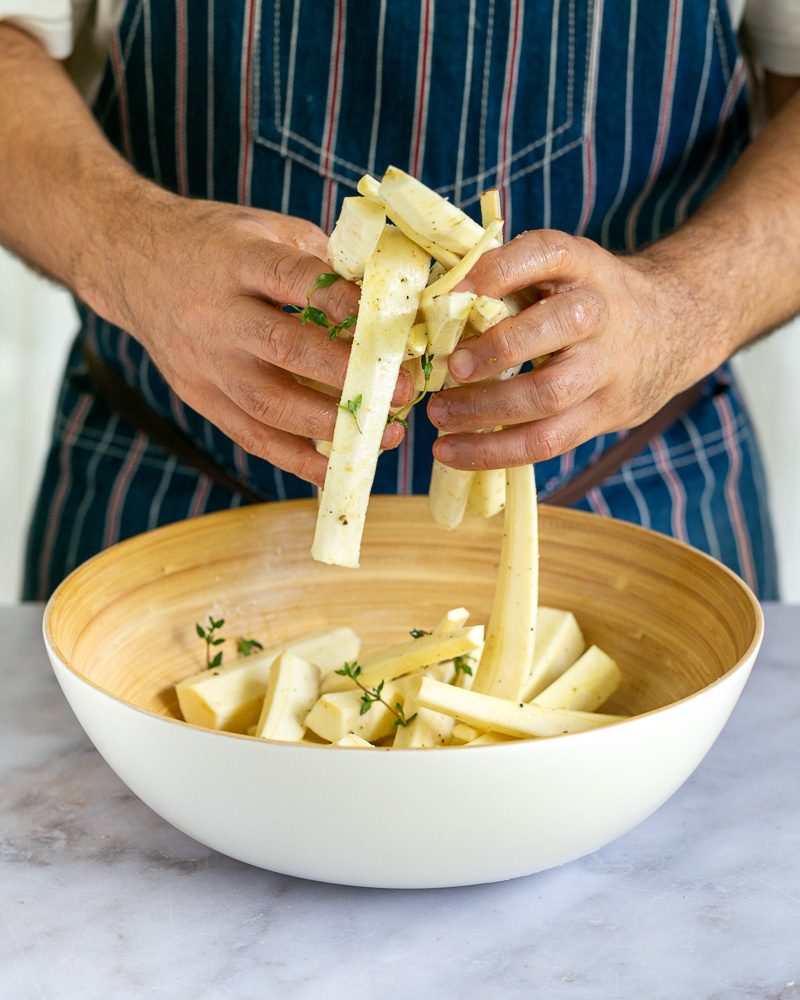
[333,733,376,748]
[380,166,493,259]
[406,322,428,358]
[451,722,481,743]
[428,461,476,532]
[253,652,320,743]
[433,607,470,632]
[305,681,404,743]
[422,293,476,391]
[465,732,516,746]
[480,188,502,226]
[327,197,386,282]
[469,295,512,333]
[522,608,586,701]
[357,174,382,202]
[175,626,360,732]
[472,464,538,701]
[312,226,430,568]
[315,440,332,458]
[421,222,503,311]
[392,675,456,748]
[533,646,621,712]
[416,678,626,739]
[467,468,506,518]
[321,625,484,694]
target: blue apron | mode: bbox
[24,0,779,599]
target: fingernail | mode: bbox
[435,440,455,463]
[427,396,444,423]
[449,349,475,380]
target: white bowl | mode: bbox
[44,499,763,888]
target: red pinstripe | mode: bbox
[36,395,93,599]
[625,0,683,248]
[650,432,689,542]
[175,0,189,196]
[237,0,257,205]
[320,0,347,234]
[586,486,611,517]
[110,35,134,163]
[713,392,757,589]
[410,0,434,178]
[576,0,605,235]
[188,475,214,518]
[496,0,522,228]
[399,0,434,495]
[676,59,746,223]
[103,432,149,549]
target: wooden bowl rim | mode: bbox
[44,499,764,752]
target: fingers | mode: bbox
[447,290,607,382]
[432,397,601,471]
[203,387,330,486]
[234,299,415,406]
[458,230,596,299]
[224,357,405,449]
[428,355,596,433]
[241,240,361,322]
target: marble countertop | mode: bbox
[2,603,799,999]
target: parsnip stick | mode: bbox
[533,646,621,712]
[357,174,383,202]
[416,678,626,739]
[521,608,586,701]
[422,291,476,390]
[327,197,386,281]
[332,733,376,748]
[321,625,484,694]
[451,722,481,743]
[421,222,503,311]
[380,166,494,258]
[305,682,405,743]
[392,675,456,748]
[312,226,429,568]
[465,732,516,746]
[406,322,428,358]
[467,469,506,518]
[472,464,538,701]
[254,652,320,743]
[480,188,502,227]
[433,607,470,632]
[175,626,360,732]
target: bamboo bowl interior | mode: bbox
[46,499,762,727]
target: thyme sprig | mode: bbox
[335,661,418,730]
[196,616,226,669]
[238,637,264,657]
[285,273,357,339]
[338,393,363,433]
[453,653,475,678]
[387,351,435,428]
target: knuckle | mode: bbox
[526,422,566,462]
[258,316,295,369]
[267,244,304,302]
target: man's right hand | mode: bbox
[92,196,413,486]
[0,25,412,487]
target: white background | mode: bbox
[1,246,798,602]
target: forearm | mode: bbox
[0,24,170,325]
[643,87,800,374]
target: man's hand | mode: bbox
[99,194,412,486]
[0,25,412,487]
[427,230,709,470]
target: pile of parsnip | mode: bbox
[175,169,626,748]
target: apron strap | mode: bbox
[82,340,269,503]
[544,380,707,506]
[82,339,706,511]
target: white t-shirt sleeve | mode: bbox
[0,0,75,58]
[744,0,800,75]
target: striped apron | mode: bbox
[23,0,779,600]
